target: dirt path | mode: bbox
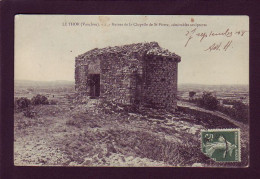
[178,101,248,130]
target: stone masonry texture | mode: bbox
[75,42,181,111]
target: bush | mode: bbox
[31,94,49,105]
[197,92,219,110]
[15,97,31,109]
[49,100,58,105]
[222,99,237,105]
[218,101,248,123]
[233,101,248,119]
[189,91,196,99]
[23,108,36,118]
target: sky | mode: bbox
[15,15,249,85]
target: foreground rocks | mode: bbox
[14,96,248,167]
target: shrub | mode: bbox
[233,101,249,119]
[197,92,219,110]
[49,100,58,105]
[15,97,31,109]
[189,91,196,99]
[222,99,237,105]
[31,94,49,105]
[23,108,36,118]
[218,101,248,123]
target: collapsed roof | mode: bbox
[76,42,181,62]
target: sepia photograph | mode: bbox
[14,15,249,167]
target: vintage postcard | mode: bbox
[14,15,249,167]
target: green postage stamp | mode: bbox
[201,129,241,162]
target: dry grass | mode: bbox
[14,87,249,167]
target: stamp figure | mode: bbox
[201,129,241,162]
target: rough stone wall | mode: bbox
[75,57,101,96]
[143,56,178,110]
[75,59,88,95]
[100,53,143,105]
[75,42,180,110]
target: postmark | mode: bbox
[201,129,241,162]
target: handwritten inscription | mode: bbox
[205,41,232,52]
[185,28,247,52]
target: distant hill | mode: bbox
[178,83,249,92]
[14,80,249,92]
[15,80,74,88]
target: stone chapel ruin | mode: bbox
[75,42,181,111]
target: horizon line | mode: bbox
[14,79,249,86]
